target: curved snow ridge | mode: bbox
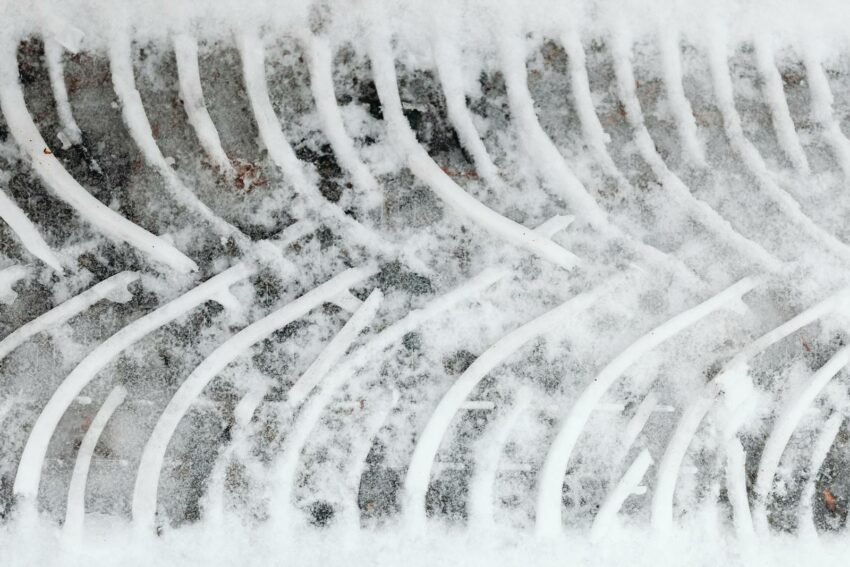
[652,284,850,534]
[403,271,637,532]
[752,344,850,532]
[0,40,198,274]
[0,271,138,362]
[63,385,127,541]
[13,263,253,501]
[0,188,63,272]
[173,33,233,174]
[536,276,759,538]
[271,267,507,524]
[107,33,249,247]
[365,24,581,272]
[237,31,431,275]
[9,3,850,552]
[131,264,376,530]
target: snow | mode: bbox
[4,0,850,565]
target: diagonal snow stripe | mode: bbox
[725,438,755,540]
[658,29,707,166]
[108,35,247,244]
[0,264,28,305]
[301,34,382,209]
[286,289,383,408]
[802,48,850,178]
[468,389,531,529]
[753,35,811,174]
[131,265,376,530]
[404,276,628,532]
[43,38,82,146]
[797,412,843,536]
[533,215,574,239]
[706,37,850,263]
[608,31,782,272]
[273,267,506,525]
[13,263,253,500]
[0,42,197,274]
[0,271,138,362]
[63,385,126,541]
[365,29,580,271]
[0,188,62,272]
[752,344,850,532]
[651,284,850,534]
[237,32,429,274]
[333,290,364,313]
[173,34,233,173]
[617,392,660,464]
[590,449,653,542]
[431,36,501,188]
[537,276,758,537]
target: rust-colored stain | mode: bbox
[823,488,837,512]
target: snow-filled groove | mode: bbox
[536,276,758,537]
[657,28,707,167]
[404,277,616,532]
[652,284,850,534]
[752,35,811,175]
[108,34,248,245]
[237,31,428,274]
[752,344,850,532]
[131,265,376,530]
[590,448,653,542]
[302,34,383,209]
[63,385,126,541]
[803,48,850,179]
[0,41,198,274]
[706,36,850,263]
[608,30,781,272]
[467,388,530,529]
[173,34,233,174]
[273,267,505,527]
[0,271,138,361]
[560,31,625,180]
[0,188,62,272]
[43,38,82,147]
[365,25,581,270]
[6,3,850,564]
[13,263,253,501]
[797,412,843,536]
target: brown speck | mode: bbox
[230,158,267,193]
[440,166,479,179]
[801,337,812,352]
[823,488,837,512]
[43,147,52,155]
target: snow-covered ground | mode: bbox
[3,0,850,564]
